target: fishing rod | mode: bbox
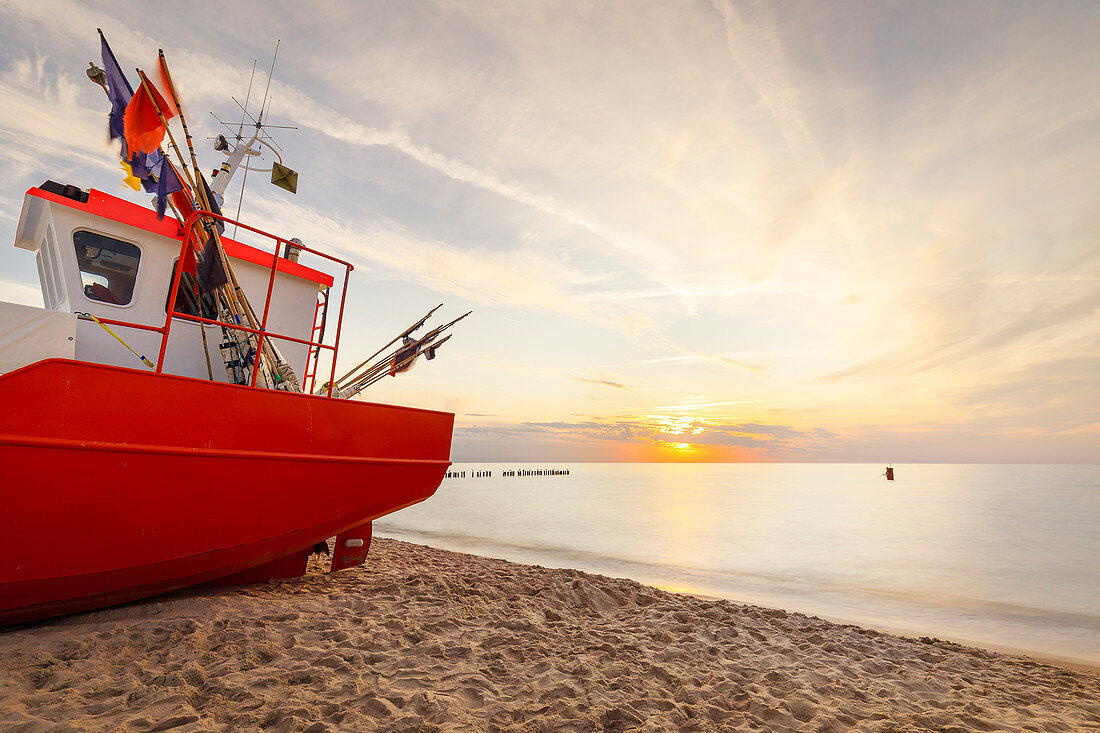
[160,50,300,391]
[135,65,276,389]
[337,311,470,396]
[365,334,452,387]
[335,316,465,397]
[348,310,469,387]
[91,37,296,391]
[118,68,242,386]
[86,52,214,381]
[342,334,454,398]
[337,338,429,393]
[331,304,444,390]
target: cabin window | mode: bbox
[74,231,141,305]
[165,260,218,320]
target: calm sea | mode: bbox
[375,463,1100,667]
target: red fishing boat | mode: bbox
[0,38,455,625]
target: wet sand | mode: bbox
[1,538,1097,731]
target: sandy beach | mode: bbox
[1,538,1097,732]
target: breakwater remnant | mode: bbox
[443,468,571,479]
[502,469,569,477]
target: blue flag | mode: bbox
[100,30,162,193]
[425,334,451,360]
[390,336,421,376]
[196,232,228,294]
[139,149,162,193]
[155,157,184,219]
[98,29,132,143]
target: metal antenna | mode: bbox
[238,60,257,141]
[230,97,261,126]
[209,111,240,135]
[260,135,284,153]
[228,97,296,130]
[231,41,281,237]
[258,40,280,122]
[209,38,296,237]
[233,154,251,238]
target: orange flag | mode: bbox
[123,70,175,155]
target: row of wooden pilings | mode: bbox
[443,469,571,479]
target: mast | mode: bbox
[210,127,261,197]
[210,41,292,202]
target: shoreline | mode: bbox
[673,589,1100,673]
[646,584,1100,677]
[377,524,1100,674]
[2,538,1097,731]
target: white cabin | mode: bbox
[1,182,331,382]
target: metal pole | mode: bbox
[156,224,194,371]
[327,263,353,398]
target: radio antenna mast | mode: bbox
[208,40,298,236]
[258,39,280,123]
[238,60,257,142]
[230,61,258,229]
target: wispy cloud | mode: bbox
[0,53,120,179]
[651,400,766,411]
[573,375,632,391]
[241,194,653,338]
[709,0,823,168]
[455,416,841,458]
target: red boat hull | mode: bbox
[0,359,453,625]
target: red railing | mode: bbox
[86,210,353,398]
[302,288,329,393]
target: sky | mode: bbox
[0,1,1097,463]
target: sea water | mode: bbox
[375,463,1100,667]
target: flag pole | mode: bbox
[156,52,293,389]
[162,194,215,380]
[102,56,216,384]
[149,58,239,301]
[136,68,261,385]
